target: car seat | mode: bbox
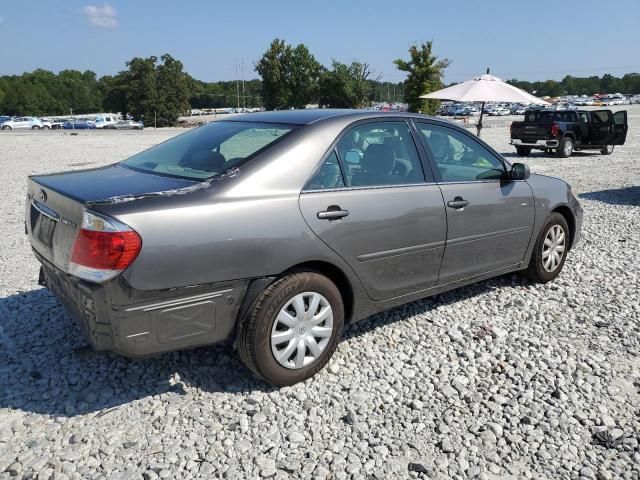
[351,143,397,186]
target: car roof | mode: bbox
[224,109,451,126]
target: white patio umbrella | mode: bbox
[420,70,548,136]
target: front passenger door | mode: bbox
[589,110,613,145]
[611,110,628,145]
[415,122,535,283]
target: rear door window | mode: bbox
[335,121,425,187]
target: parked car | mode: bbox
[94,115,118,129]
[489,107,510,116]
[63,119,96,130]
[48,118,69,130]
[40,119,53,129]
[510,109,628,157]
[26,110,583,385]
[1,116,44,130]
[104,120,144,130]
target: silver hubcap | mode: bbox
[564,140,573,155]
[271,292,333,369]
[542,224,566,272]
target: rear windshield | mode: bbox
[536,111,576,123]
[121,121,295,180]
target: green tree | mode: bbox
[287,44,322,108]
[319,61,372,108]
[125,56,158,123]
[394,41,450,114]
[255,39,322,109]
[255,39,291,110]
[155,54,191,126]
[100,73,129,118]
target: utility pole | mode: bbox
[235,58,240,110]
[242,57,246,109]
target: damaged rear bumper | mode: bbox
[35,250,248,357]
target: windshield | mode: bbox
[121,121,295,180]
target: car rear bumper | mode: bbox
[35,250,249,357]
[511,138,559,148]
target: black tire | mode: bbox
[516,146,532,157]
[237,272,344,386]
[2,126,11,130]
[557,136,573,158]
[600,145,614,155]
[43,125,51,130]
[522,212,570,283]
[31,125,40,130]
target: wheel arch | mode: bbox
[231,260,355,349]
[551,204,576,249]
[281,260,354,323]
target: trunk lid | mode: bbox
[26,165,198,273]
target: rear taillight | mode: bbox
[69,211,141,283]
[550,123,559,137]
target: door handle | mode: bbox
[317,206,350,220]
[447,197,469,209]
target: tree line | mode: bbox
[0,39,446,124]
[5,37,634,126]
[507,73,640,98]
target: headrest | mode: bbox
[185,150,227,172]
[363,143,395,174]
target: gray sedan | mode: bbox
[25,110,582,385]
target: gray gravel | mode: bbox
[1,110,639,480]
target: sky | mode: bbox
[1,0,640,84]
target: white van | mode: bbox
[94,115,117,129]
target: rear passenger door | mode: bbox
[414,121,534,283]
[299,120,447,301]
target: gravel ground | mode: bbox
[0,109,639,480]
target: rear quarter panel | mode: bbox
[96,119,369,299]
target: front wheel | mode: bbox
[557,137,573,158]
[516,146,532,157]
[2,126,11,130]
[600,145,614,155]
[237,272,344,386]
[522,213,570,283]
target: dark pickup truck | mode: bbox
[510,109,628,157]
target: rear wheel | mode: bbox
[43,125,51,130]
[557,137,573,158]
[31,125,39,130]
[516,146,532,157]
[2,126,11,131]
[522,212,569,283]
[600,145,614,155]
[237,272,344,386]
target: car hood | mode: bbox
[30,164,200,205]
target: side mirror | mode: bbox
[510,162,530,180]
